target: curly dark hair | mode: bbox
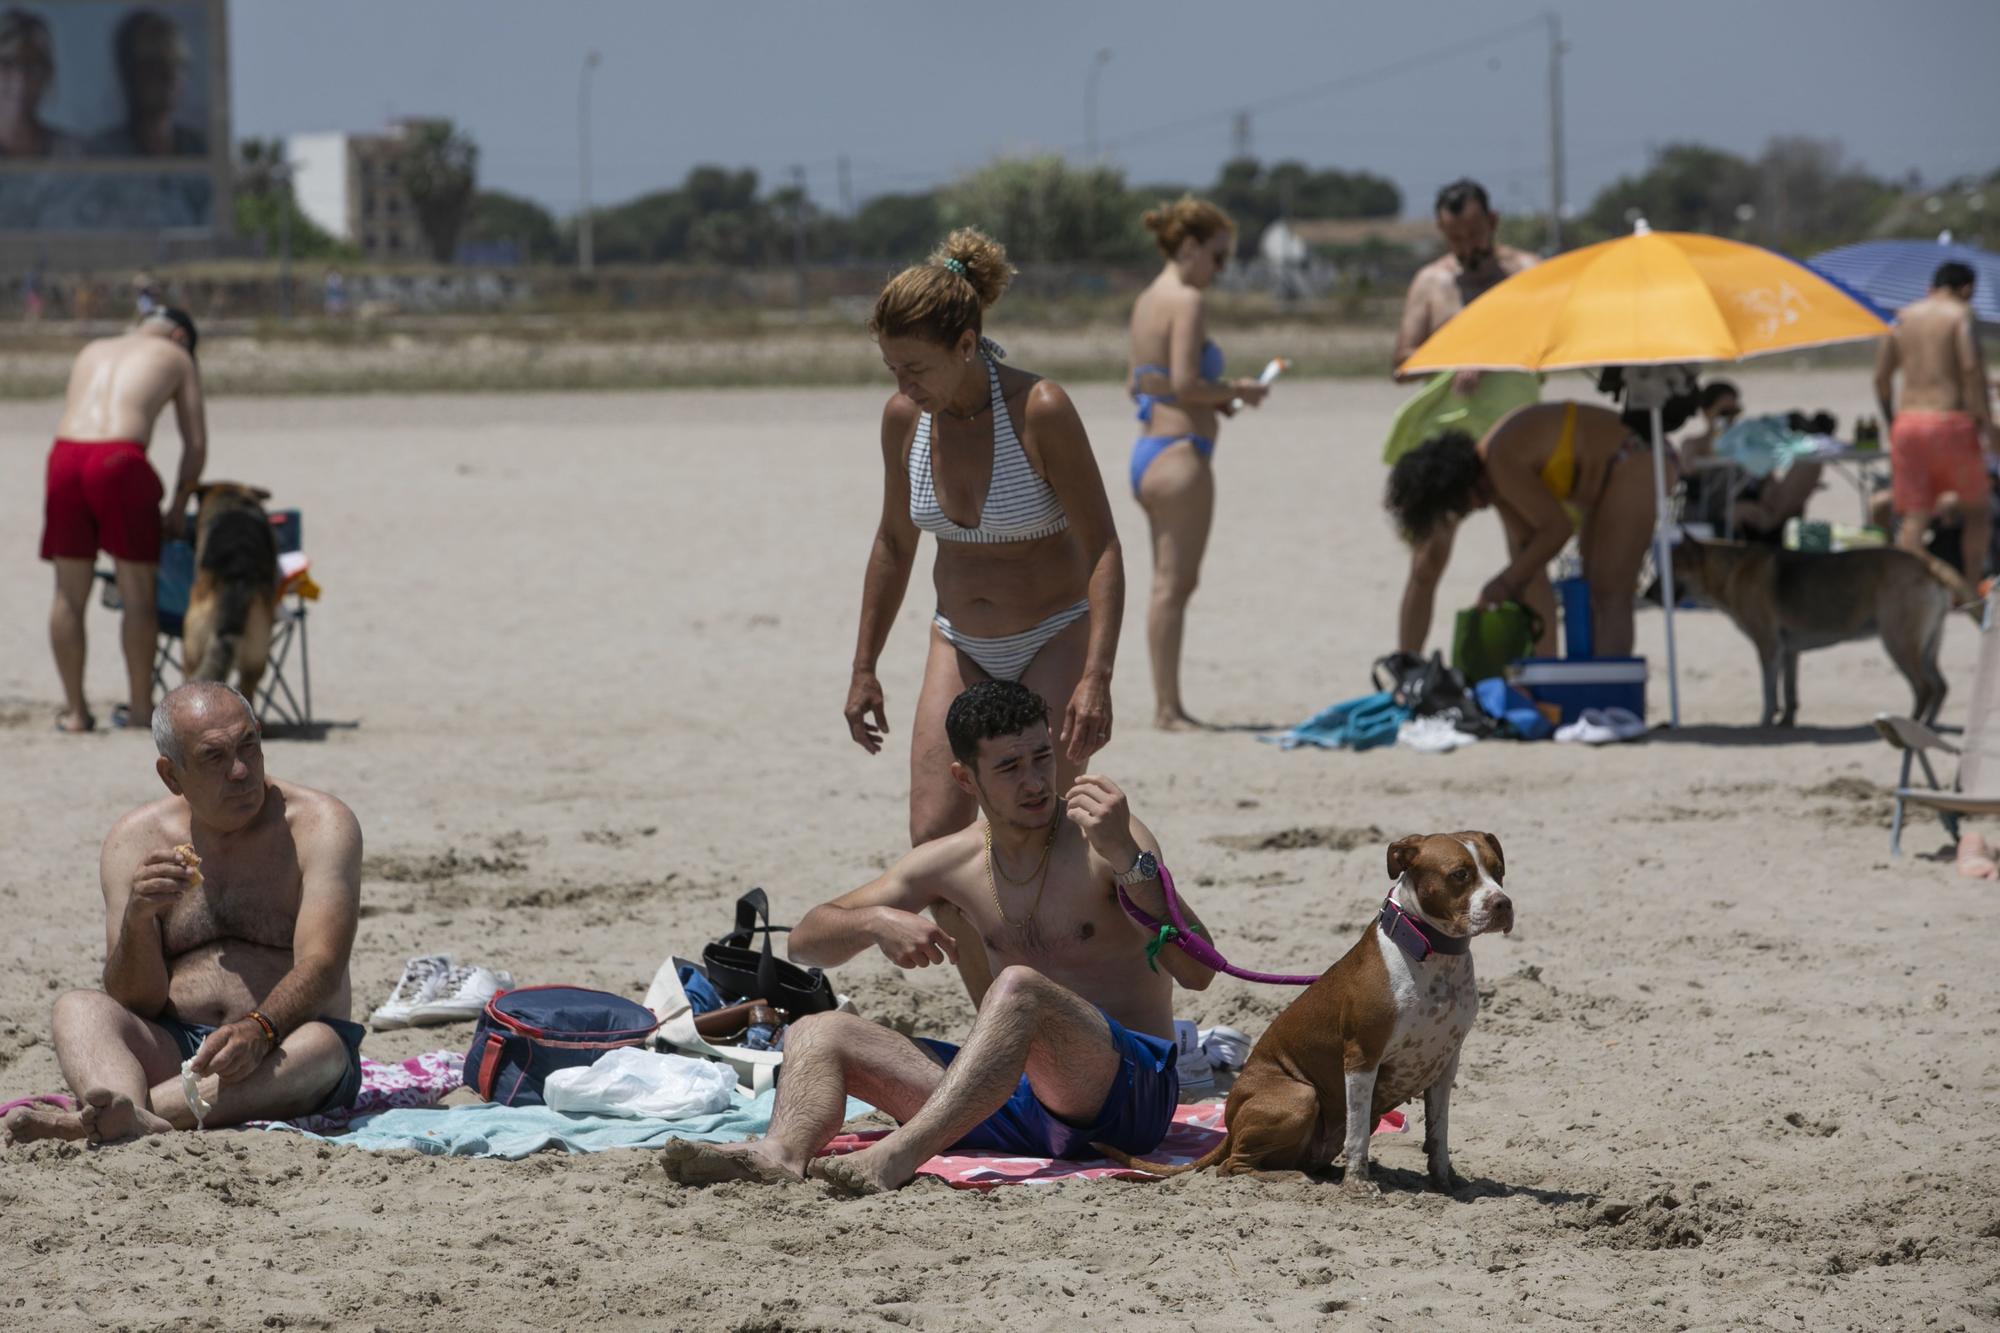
[944,681,1051,765]
[1385,430,1484,544]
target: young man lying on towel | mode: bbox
[4,682,364,1145]
[662,680,1215,1194]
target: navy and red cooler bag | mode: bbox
[463,985,662,1106]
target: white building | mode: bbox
[287,123,433,260]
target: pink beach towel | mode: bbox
[819,1102,1407,1191]
[257,1050,464,1134]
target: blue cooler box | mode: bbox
[1513,657,1647,725]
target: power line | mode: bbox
[1090,15,1547,157]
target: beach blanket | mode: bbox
[270,1088,870,1159]
[819,1103,1407,1191]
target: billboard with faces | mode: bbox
[0,0,228,231]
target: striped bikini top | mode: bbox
[908,356,1069,544]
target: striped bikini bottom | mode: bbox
[933,598,1090,682]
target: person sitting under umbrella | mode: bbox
[1678,380,1827,540]
[1385,395,1687,660]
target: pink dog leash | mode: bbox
[1115,864,1321,987]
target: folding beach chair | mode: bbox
[97,507,317,729]
[1874,593,2000,855]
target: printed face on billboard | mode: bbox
[0,2,222,231]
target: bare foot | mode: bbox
[1957,832,1997,880]
[78,1089,172,1145]
[55,709,93,734]
[1154,709,1202,732]
[813,1142,916,1196]
[659,1138,801,1186]
[4,1104,89,1143]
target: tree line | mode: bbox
[233,120,1993,269]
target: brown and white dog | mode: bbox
[1100,832,1512,1193]
[182,482,279,702]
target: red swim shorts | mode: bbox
[39,439,163,563]
[1890,410,1988,515]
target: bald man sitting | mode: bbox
[4,682,364,1144]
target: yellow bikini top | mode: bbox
[1540,403,1578,502]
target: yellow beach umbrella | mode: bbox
[1401,226,1889,374]
[1400,225,1891,727]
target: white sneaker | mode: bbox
[370,954,453,1029]
[1199,1025,1253,1072]
[406,964,514,1025]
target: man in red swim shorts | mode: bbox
[42,306,207,733]
[1876,262,1996,581]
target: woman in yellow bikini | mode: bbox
[1384,401,1674,659]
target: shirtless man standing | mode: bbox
[3,682,364,1145]
[1876,261,1996,581]
[41,306,207,733]
[1390,179,1539,655]
[661,680,1214,1194]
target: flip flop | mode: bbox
[1598,707,1648,743]
[0,1094,75,1116]
[110,704,137,730]
[54,712,94,734]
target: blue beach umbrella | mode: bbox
[1808,237,2000,325]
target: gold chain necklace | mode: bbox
[986,816,1060,929]
[988,811,1058,884]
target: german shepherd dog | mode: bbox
[182,483,279,702]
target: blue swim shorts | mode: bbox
[160,1015,367,1117]
[916,1010,1179,1159]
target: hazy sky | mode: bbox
[235,0,2000,222]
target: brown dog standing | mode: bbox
[1101,832,1512,1193]
[182,482,279,702]
[1670,537,1978,726]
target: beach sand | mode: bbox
[2,370,1995,1330]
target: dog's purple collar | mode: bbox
[1379,896,1471,961]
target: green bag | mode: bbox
[1450,602,1545,683]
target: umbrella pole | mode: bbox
[1649,404,1681,726]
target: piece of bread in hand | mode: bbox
[173,842,203,889]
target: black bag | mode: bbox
[1371,650,1498,738]
[701,888,838,1016]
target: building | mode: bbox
[288,120,437,261]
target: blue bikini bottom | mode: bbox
[1129,434,1216,497]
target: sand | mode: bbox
[2,369,1997,1331]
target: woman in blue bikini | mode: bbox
[846,228,1124,860]
[1126,197,1269,729]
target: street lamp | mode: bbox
[578,51,601,274]
[275,157,294,318]
[1084,48,1112,162]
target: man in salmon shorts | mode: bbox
[41,306,207,732]
[1876,262,1995,581]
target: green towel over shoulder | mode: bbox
[1383,371,1542,464]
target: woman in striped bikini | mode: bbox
[1125,197,1270,729]
[846,228,1124,866]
